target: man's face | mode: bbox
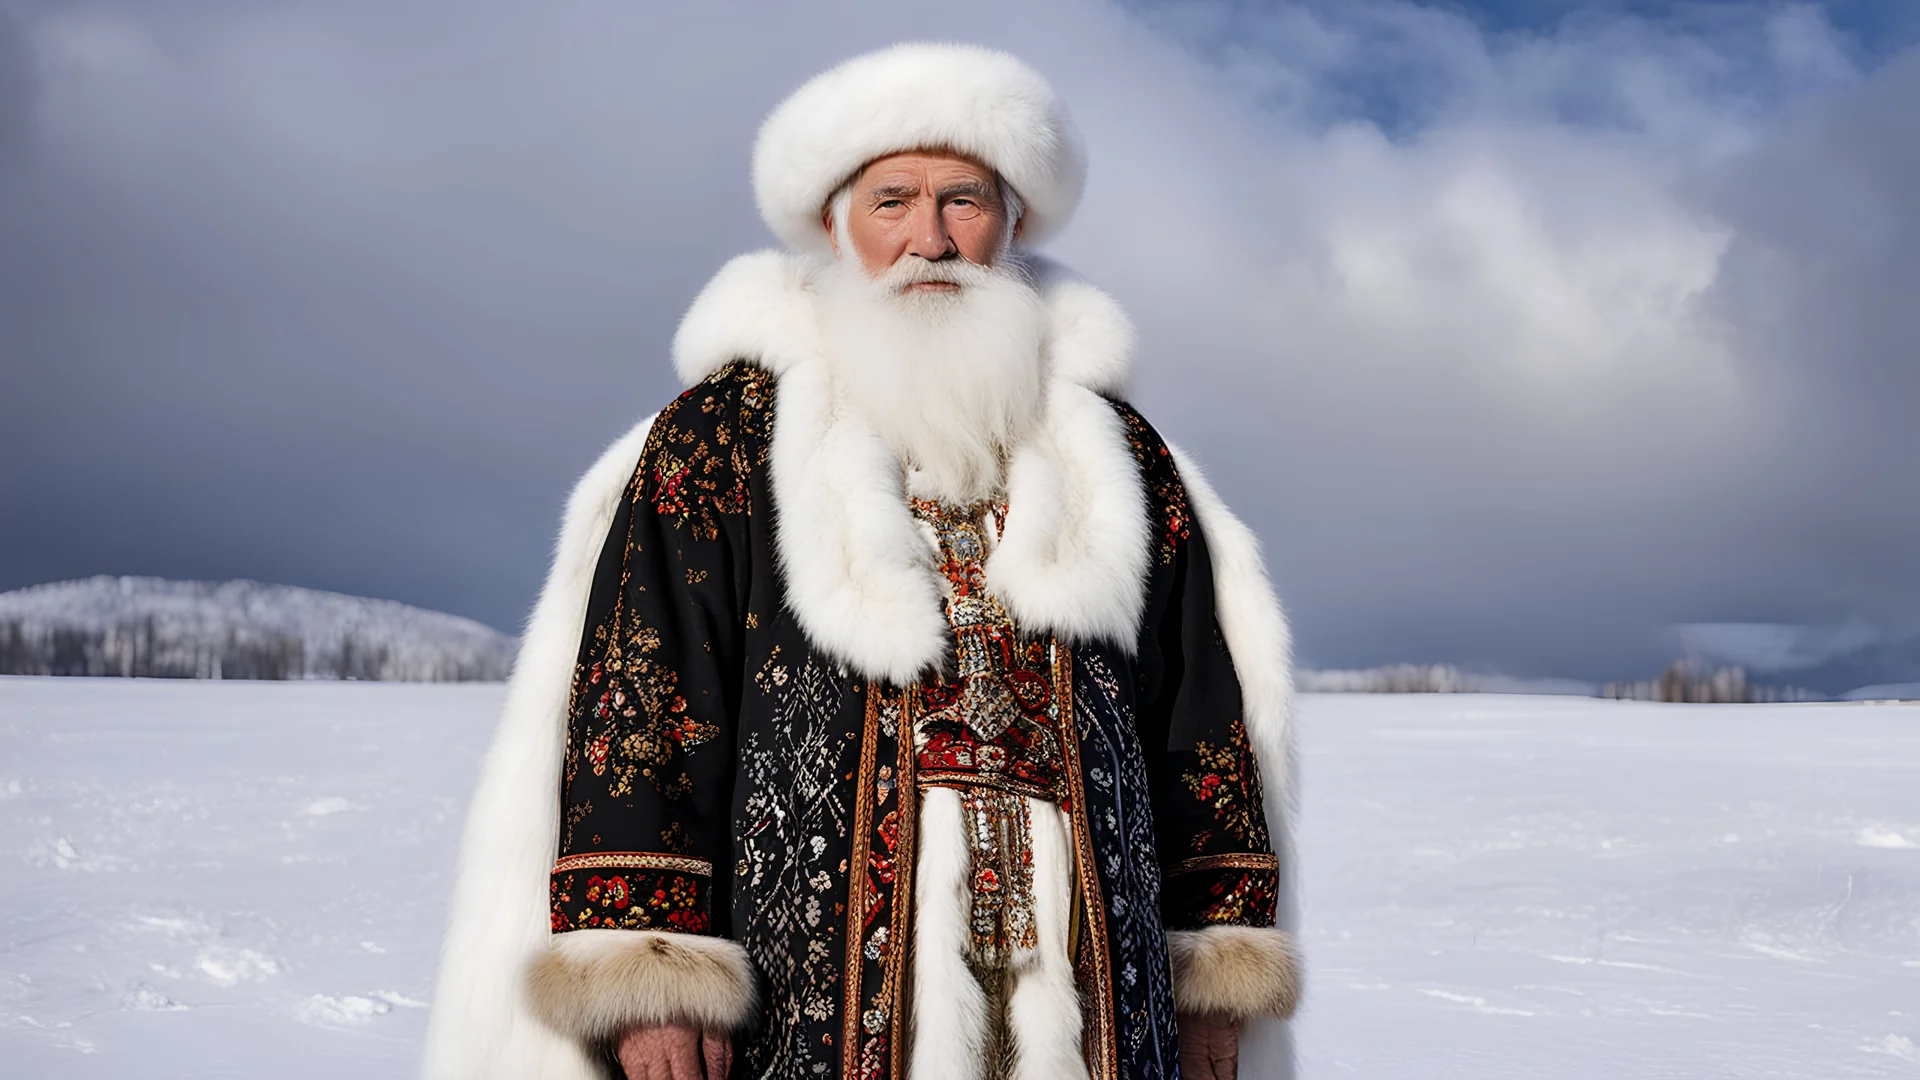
[827,151,1017,291]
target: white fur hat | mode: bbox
[753,43,1086,254]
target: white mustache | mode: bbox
[877,255,1000,293]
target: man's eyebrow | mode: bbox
[864,181,920,203]
[937,180,997,200]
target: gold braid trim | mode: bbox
[1167,852,1280,877]
[552,852,713,877]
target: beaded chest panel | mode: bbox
[907,498,1071,805]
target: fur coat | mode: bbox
[420,251,1300,1080]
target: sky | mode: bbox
[2,0,1917,688]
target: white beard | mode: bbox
[817,251,1049,505]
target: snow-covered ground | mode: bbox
[1297,694,1920,1078]
[2,680,1916,1077]
[0,678,491,1077]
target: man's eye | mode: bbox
[878,199,904,209]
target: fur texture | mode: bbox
[753,43,1085,254]
[909,794,1086,1080]
[1165,926,1301,1022]
[420,417,657,1080]
[769,352,955,684]
[984,383,1148,651]
[671,248,1150,683]
[524,929,757,1040]
[1008,799,1087,1080]
[910,788,990,1080]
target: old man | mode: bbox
[422,43,1298,1080]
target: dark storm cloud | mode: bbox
[1683,49,1920,656]
[0,9,31,153]
[1,0,1915,687]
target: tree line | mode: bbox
[0,617,513,682]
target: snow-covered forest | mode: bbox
[1298,661,1824,702]
[1600,660,1822,704]
[1299,663,1488,694]
[0,577,515,683]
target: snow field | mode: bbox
[1,678,493,1077]
[2,679,1917,1077]
[1296,694,1920,1078]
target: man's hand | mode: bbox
[615,1022,731,1080]
[1178,1012,1240,1080]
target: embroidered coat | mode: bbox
[421,251,1299,1080]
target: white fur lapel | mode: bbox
[671,250,1147,685]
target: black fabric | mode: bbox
[1113,401,1280,932]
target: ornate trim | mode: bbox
[840,686,884,1076]
[1053,643,1118,1079]
[552,851,713,877]
[915,771,1060,804]
[833,686,921,1080]
[887,691,919,1080]
[1167,852,1280,877]
[549,865,710,934]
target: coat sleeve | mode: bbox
[523,363,772,1046]
[1117,402,1301,1023]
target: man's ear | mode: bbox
[822,206,839,257]
[1012,214,1026,241]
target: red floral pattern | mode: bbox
[1115,406,1192,564]
[1162,866,1279,927]
[550,863,710,933]
[1176,715,1272,849]
[646,371,768,541]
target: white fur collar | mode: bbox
[670,249,1147,684]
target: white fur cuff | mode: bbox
[524,929,758,1040]
[1166,925,1301,1021]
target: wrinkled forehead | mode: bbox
[847,149,1005,197]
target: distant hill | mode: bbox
[0,577,516,682]
[1764,633,1920,698]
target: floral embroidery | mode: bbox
[843,689,914,1080]
[550,860,711,933]
[1161,865,1279,929]
[581,656,699,800]
[1113,403,1191,565]
[1177,716,1272,849]
[553,363,769,936]
[752,646,791,695]
[661,821,693,854]
[646,366,771,540]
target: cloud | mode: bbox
[1056,2,1917,677]
[1672,621,1881,672]
[0,8,30,152]
[1,0,1915,683]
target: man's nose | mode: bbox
[903,202,955,260]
